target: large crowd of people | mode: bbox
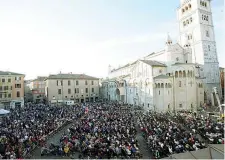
[137,110,224,159]
[0,101,224,159]
[42,103,142,159]
[0,104,84,159]
[174,111,224,145]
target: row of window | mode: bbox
[183,17,193,27]
[53,94,98,99]
[181,4,192,14]
[155,83,172,88]
[0,93,11,98]
[151,81,203,89]
[202,14,209,21]
[0,91,21,98]
[181,1,207,15]
[175,70,194,78]
[0,77,21,83]
[57,80,95,86]
[1,79,11,83]
[58,88,95,95]
[0,84,21,90]
[0,86,11,90]
[200,1,207,7]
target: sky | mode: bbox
[0,0,224,79]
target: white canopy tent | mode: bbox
[0,109,10,115]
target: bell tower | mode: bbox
[177,0,221,101]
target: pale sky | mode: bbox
[0,0,224,79]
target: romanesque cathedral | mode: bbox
[101,0,221,112]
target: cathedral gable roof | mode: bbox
[140,60,166,67]
[154,75,170,79]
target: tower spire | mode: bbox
[166,32,172,45]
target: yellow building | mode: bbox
[0,71,25,109]
[45,73,99,104]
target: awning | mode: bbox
[0,109,10,115]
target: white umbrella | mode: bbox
[0,109,10,115]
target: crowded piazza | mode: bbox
[0,0,225,159]
[0,101,224,159]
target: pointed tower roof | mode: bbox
[166,33,172,45]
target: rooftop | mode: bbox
[0,71,25,76]
[140,60,166,67]
[154,74,171,79]
[33,76,48,81]
[46,73,99,80]
[111,60,138,72]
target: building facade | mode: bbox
[45,73,100,104]
[219,67,224,103]
[100,0,221,112]
[24,80,33,103]
[30,76,47,103]
[0,71,25,108]
[178,0,221,100]
[102,57,204,112]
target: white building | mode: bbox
[178,0,221,100]
[101,0,220,112]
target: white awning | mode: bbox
[0,109,10,115]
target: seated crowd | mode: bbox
[138,110,224,159]
[0,103,84,159]
[42,103,142,159]
[138,111,207,159]
[0,101,224,159]
[174,111,224,145]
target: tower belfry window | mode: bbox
[186,20,189,24]
[188,4,191,9]
[182,9,185,13]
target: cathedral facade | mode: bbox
[100,0,220,112]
